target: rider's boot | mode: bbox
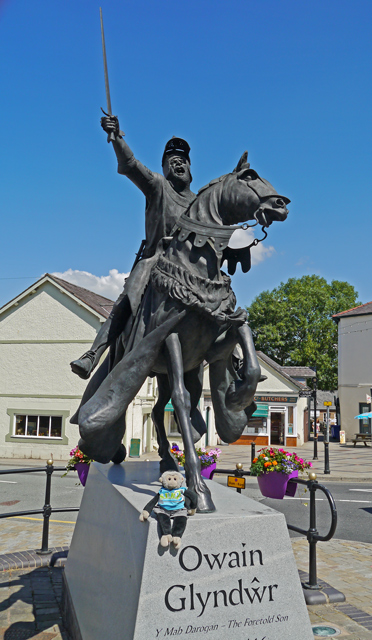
[70,350,97,380]
[70,340,109,380]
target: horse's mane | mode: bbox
[194,152,251,224]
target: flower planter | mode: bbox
[257,470,298,499]
[74,462,90,486]
[200,462,216,479]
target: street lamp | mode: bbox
[323,401,332,474]
[312,374,318,460]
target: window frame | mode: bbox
[6,409,69,445]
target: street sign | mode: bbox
[324,401,332,406]
[227,476,246,490]
[299,389,314,398]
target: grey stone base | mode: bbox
[62,569,83,640]
[64,461,314,640]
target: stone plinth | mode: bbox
[63,461,313,640]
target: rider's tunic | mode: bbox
[117,153,196,259]
[116,149,196,316]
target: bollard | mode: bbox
[37,459,54,555]
[313,433,318,460]
[235,463,243,493]
[324,441,330,474]
[251,442,256,463]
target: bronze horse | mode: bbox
[77,152,289,512]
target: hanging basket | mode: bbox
[257,470,298,499]
[74,462,90,486]
[201,462,216,479]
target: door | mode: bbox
[358,403,371,435]
[270,412,285,445]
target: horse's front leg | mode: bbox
[152,374,179,473]
[225,322,261,412]
[165,333,216,513]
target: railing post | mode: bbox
[303,472,320,590]
[235,462,244,493]
[37,458,54,555]
[251,442,256,463]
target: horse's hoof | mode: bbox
[189,475,216,513]
[111,444,126,465]
[160,456,178,473]
[196,494,216,513]
[172,536,182,549]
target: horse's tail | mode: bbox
[209,357,257,443]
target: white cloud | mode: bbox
[228,228,275,265]
[51,268,129,301]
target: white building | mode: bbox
[196,352,309,449]
[0,274,156,460]
[333,301,372,441]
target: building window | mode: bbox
[14,414,63,438]
[244,417,268,435]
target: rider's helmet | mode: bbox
[162,136,191,166]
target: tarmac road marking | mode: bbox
[12,516,75,524]
[0,480,17,484]
[285,498,372,503]
[349,488,372,492]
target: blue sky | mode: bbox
[1,0,371,307]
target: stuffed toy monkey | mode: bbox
[139,471,198,549]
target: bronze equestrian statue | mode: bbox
[71,116,289,513]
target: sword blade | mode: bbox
[100,7,112,116]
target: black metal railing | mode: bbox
[0,460,80,555]
[287,475,337,590]
[210,463,337,592]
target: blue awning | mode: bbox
[252,403,269,418]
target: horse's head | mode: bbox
[220,151,290,227]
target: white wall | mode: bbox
[338,315,372,386]
[0,282,103,459]
[337,314,372,439]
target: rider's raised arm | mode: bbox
[101,115,155,197]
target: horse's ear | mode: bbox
[233,151,250,173]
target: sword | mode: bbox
[99,7,124,142]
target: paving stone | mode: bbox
[35,608,60,616]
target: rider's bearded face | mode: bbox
[163,153,192,185]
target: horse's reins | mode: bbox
[173,211,268,260]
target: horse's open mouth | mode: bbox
[255,207,288,227]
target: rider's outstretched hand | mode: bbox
[101,115,120,136]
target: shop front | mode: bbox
[235,394,299,447]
